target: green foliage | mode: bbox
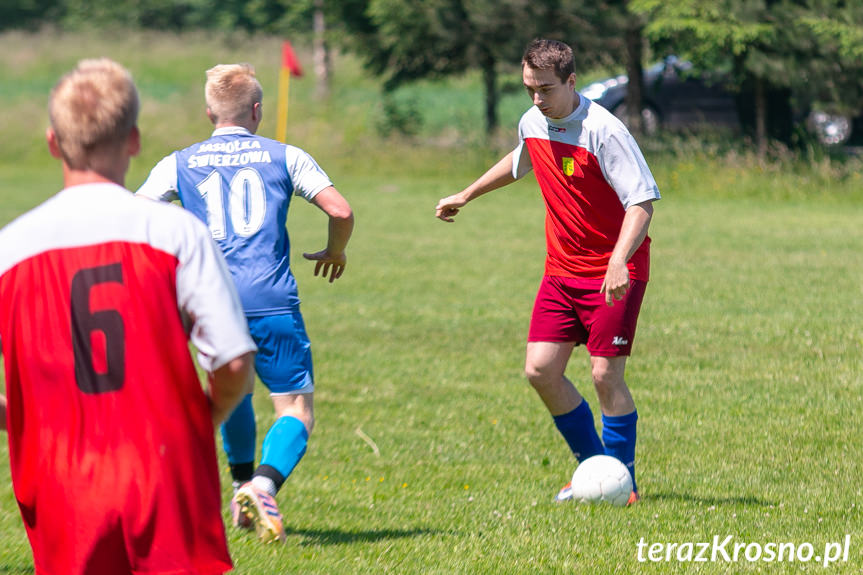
[796,0,863,61]
[0,0,62,31]
[10,0,861,147]
[363,0,472,89]
[791,4,863,111]
[0,0,326,37]
[59,0,194,30]
[375,94,424,137]
[631,0,863,111]
[631,0,779,79]
[340,0,612,134]
[341,0,605,89]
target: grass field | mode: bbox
[1,29,862,574]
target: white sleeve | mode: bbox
[284,145,333,201]
[174,213,256,371]
[598,130,661,209]
[511,117,534,180]
[511,141,533,180]
[136,153,180,202]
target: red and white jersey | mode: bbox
[0,183,256,574]
[513,95,661,281]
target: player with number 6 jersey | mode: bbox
[0,58,256,575]
[137,63,354,543]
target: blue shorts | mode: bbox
[247,311,314,394]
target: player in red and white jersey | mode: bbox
[0,58,256,575]
[436,39,660,504]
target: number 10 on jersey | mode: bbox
[196,167,267,239]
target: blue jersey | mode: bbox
[137,127,333,316]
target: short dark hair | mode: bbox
[522,38,575,83]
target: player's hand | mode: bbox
[600,260,630,307]
[435,194,467,222]
[303,249,347,283]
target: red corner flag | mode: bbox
[282,41,303,77]
[277,41,302,142]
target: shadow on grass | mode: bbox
[646,492,773,507]
[289,526,440,546]
[0,567,34,574]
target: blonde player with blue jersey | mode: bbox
[137,63,354,543]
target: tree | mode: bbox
[1,0,200,31]
[598,1,649,136]
[631,0,863,152]
[787,1,863,120]
[245,0,335,99]
[313,0,331,100]
[338,0,611,136]
[0,0,62,31]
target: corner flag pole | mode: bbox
[277,41,304,143]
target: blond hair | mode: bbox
[205,64,263,125]
[49,58,139,170]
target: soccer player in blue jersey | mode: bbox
[137,63,354,543]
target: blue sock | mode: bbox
[259,415,309,488]
[220,394,256,471]
[602,410,638,492]
[553,400,604,462]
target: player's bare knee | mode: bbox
[591,363,618,392]
[591,364,607,387]
[592,366,631,411]
[524,362,557,391]
[523,362,541,385]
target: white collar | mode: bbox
[211,126,253,137]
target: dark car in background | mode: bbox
[581,56,860,146]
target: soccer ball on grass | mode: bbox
[570,455,632,507]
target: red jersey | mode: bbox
[513,95,661,281]
[0,183,256,575]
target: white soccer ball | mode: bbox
[570,455,633,507]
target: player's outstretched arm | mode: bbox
[0,393,6,431]
[208,351,256,426]
[435,151,517,222]
[303,186,354,283]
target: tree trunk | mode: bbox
[313,0,330,100]
[480,47,498,136]
[624,15,645,136]
[754,76,767,158]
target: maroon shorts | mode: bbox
[527,275,647,356]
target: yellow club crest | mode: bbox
[562,156,575,176]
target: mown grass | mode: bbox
[1,28,862,574]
